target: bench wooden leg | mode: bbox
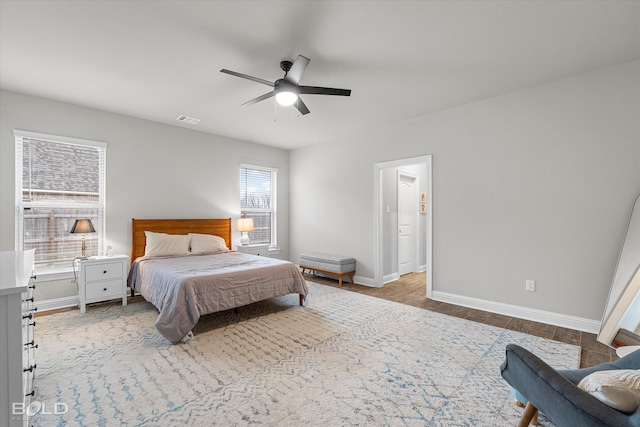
[301,267,356,288]
[518,402,538,427]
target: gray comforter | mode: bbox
[127,252,308,343]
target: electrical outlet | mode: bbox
[525,280,535,292]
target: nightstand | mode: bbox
[236,244,270,257]
[76,255,129,313]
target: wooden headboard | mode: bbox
[130,218,232,263]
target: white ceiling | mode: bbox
[1,1,639,150]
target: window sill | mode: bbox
[268,246,281,256]
[32,268,75,282]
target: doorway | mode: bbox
[398,172,418,276]
[374,155,433,298]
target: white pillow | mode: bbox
[144,231,190,257]
[189,233,229,255]
[578,369,640,414]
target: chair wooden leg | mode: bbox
[517,402,538,427]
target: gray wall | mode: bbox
[290,60,640,322]
[0,90,291,301]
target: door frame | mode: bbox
[397,171,419,276]
[373,155,433,297]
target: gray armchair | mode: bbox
[500,344,640,427]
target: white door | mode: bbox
[398,172,417,276]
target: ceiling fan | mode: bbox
[220,55,351,115]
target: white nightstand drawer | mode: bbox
[85,262,123,282]
[85,279,123,300]
[249,248,268,256]
[236,244,270,257]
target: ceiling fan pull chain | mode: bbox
[274,99,277,122]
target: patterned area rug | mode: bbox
[32,282,579,426]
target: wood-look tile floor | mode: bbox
[303,271,617,369]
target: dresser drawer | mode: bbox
[85,279,123,300]
[85,262,123,282]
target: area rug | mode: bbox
[31,282,579,426]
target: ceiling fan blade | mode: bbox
[242,91,275,106]
[220,69,274,87]
[294,98,310,115]
[284,55,310,84]
[298,86,351,96]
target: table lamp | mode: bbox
[237,218,254,246]
[70,218,95,258]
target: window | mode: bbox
[15,130,106,272]
[240,164,277,246]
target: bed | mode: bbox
[127,218,308,343]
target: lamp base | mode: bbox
[240,233,251,246]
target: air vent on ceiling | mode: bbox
[176,115,200,125]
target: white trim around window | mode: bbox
[240,163,278,248]
[14,130,107,273]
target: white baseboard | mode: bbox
[432,291,602,334]
[35,296,79,313]
[354,275,378,287]
[383,273,400,285]
[312,272,378,288]
[296,262,380,288]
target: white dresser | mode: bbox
[75,255,128,314]
[0,249,36,427]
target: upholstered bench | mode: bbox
[299,252,356,287]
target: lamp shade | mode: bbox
[237,218,255,233]
[70,218,95,234]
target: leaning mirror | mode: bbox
[597,193,640,348]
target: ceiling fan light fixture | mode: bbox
[221,54,351,116]
[275,91,297,106]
